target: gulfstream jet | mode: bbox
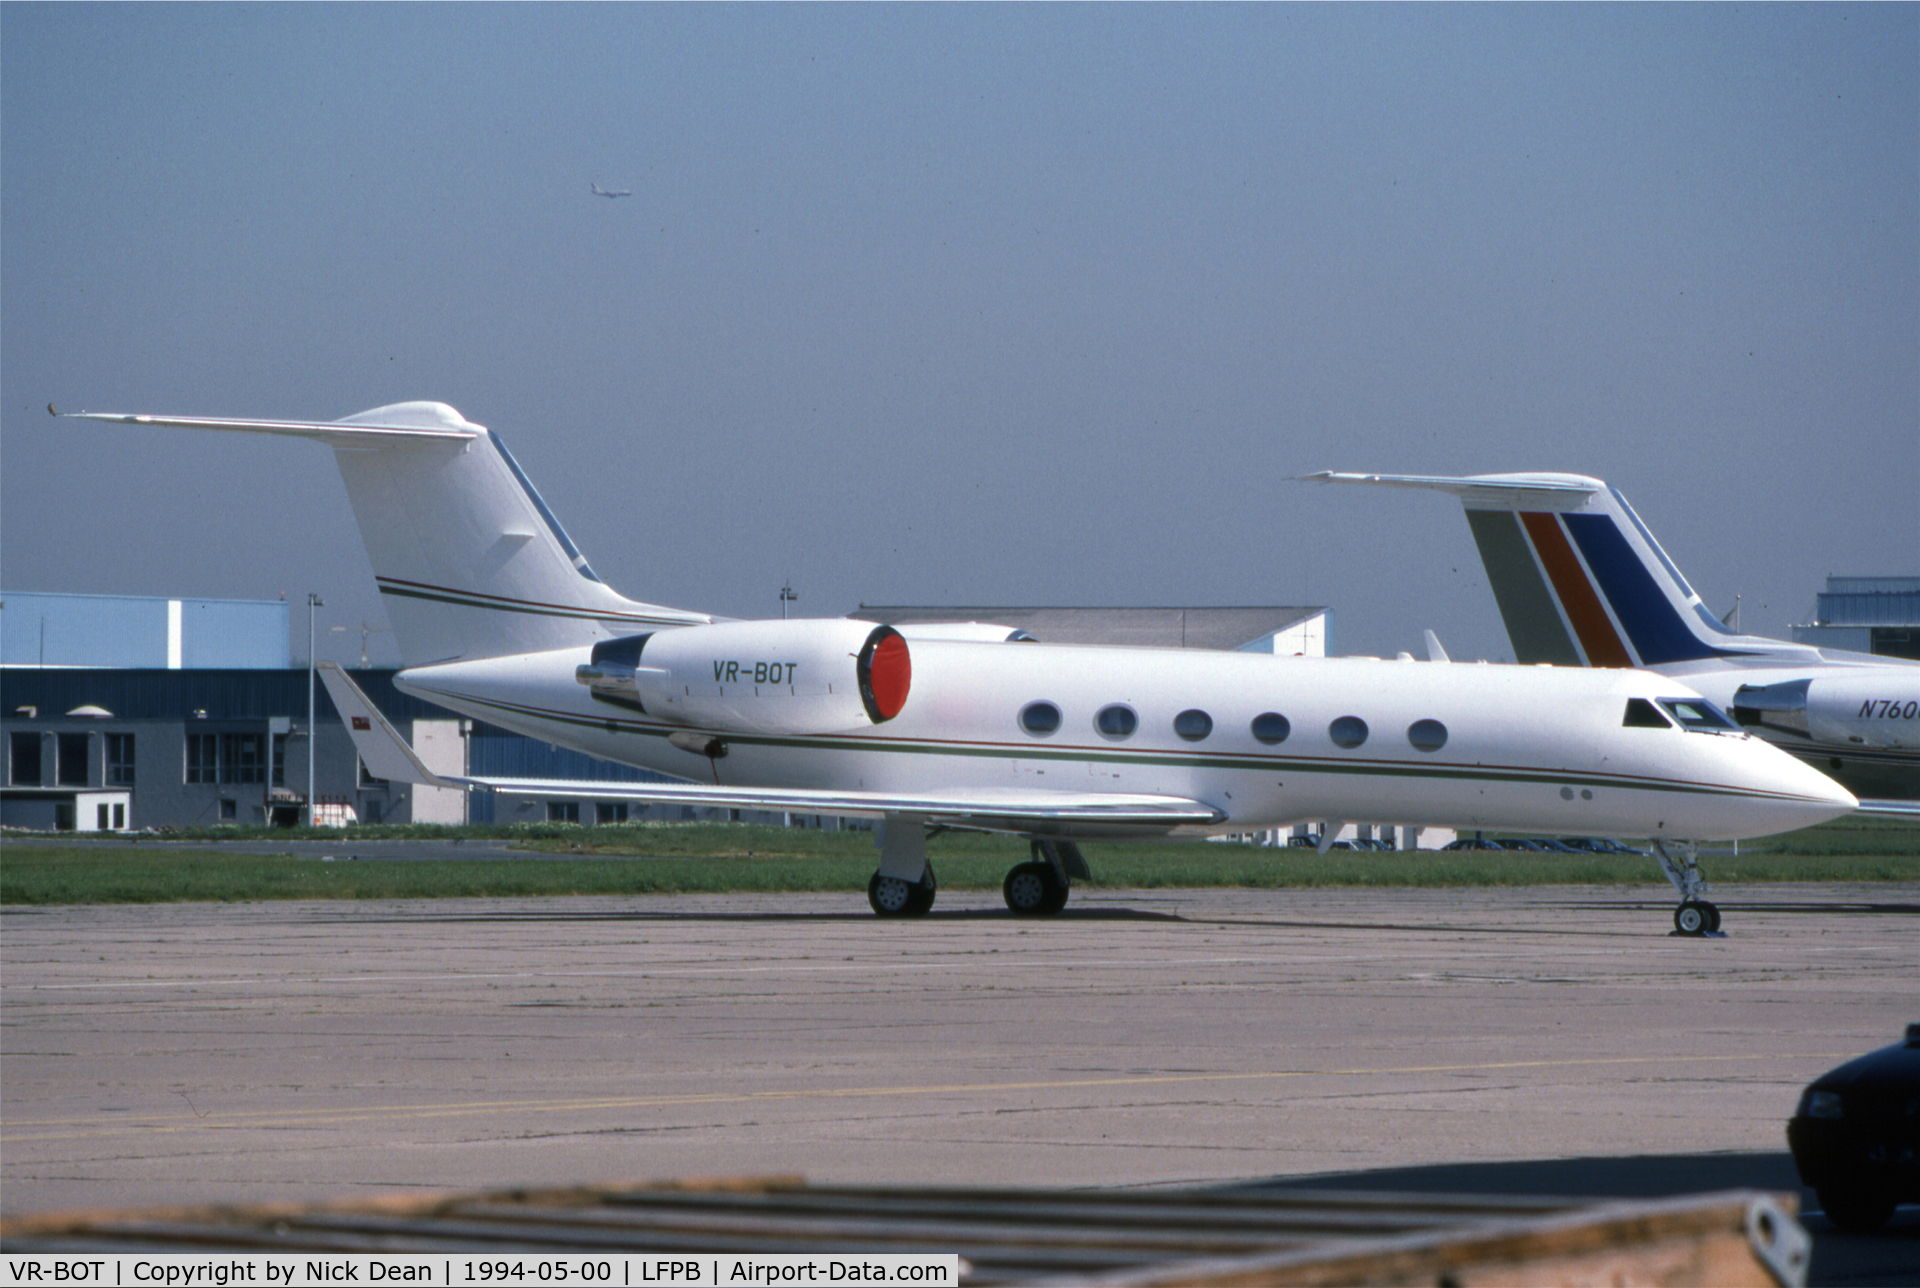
[1306,472,1919,812]
[67,405,1856,932]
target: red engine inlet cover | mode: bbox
[858,627,912,723]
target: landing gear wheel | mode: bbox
[1816,1184,1896,1233]
[1003,861,1066,915]
[1674,901,1710,936]
[905,875,936,916]
[869,872,934,917]
[1700,901,1721,934]
[1040,873,1070,914]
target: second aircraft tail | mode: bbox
[1304,471,1764,669]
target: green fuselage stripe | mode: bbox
[430,691,1784,803]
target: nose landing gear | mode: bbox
[1654,841,1723,936]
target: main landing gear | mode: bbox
[868,869,936,917]
[1654,840,1723,936]
[867,812,937,918]
[862,819,1093,919]
[1003,840,1089,916]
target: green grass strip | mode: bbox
[2,817,1916,905]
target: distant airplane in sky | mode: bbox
[590,183,631,198]
[64,405,1856,932]
[1306,471,1920,812]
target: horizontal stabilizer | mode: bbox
[1300,471,1603,510]
[65,406,483,445]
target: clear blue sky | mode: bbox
[4,4,1914,666]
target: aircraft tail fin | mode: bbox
[74,403,711,665]
[1303,472,1757,668]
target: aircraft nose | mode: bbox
[1765,749,1858,830]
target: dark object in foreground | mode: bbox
[0,1178,1808,1285]
[1787,1022,1920,1232]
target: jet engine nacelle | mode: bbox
[576,618,911,736]
[1732,673,1920,750]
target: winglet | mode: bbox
[316,662,451,788]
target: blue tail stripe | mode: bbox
[487,429,605,584]
[1562,513,1724,664]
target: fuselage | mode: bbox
[397,636,1855,843]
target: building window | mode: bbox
[548,801,580,824]
[107,733,136,785]
[596,802,629,825]
[272,734,288,787]
[186,733,219,783]
[10,732,42,786]
[220,733,265,784]
[220,798,238,820]
[57,733,91,787]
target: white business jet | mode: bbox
[1304,472,1919,814]
[590,183,632,198]
[68,404,1855,931]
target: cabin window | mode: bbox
[1658,698,1739,732]
[1407,719,1448,752]
[1020,701,1063,736]
[1251,712,1290,745]
[1329,716,1369,748]
[1622,698,1672,729]
[1173,709,1213,742]
[1095,705,1138,739]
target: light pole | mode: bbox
[307,593,323,828]
[780,581,797,619]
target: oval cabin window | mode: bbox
[1020,701,1062,736]
[1174,709,1213,742]
[1251,712,1290,745]
[1329,716,1368,748]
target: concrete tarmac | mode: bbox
[4,883,1916,1274]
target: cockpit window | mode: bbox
[1622,698,1672,729]
[1658,698,1739,732]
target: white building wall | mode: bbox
[408,719,467,825]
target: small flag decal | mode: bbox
[352,717,371,730]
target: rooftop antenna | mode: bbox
[780,581,798,620]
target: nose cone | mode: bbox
[1727,741,1858,839]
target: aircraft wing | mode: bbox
[1856,799,1920,820]
[318,663,1223,831]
